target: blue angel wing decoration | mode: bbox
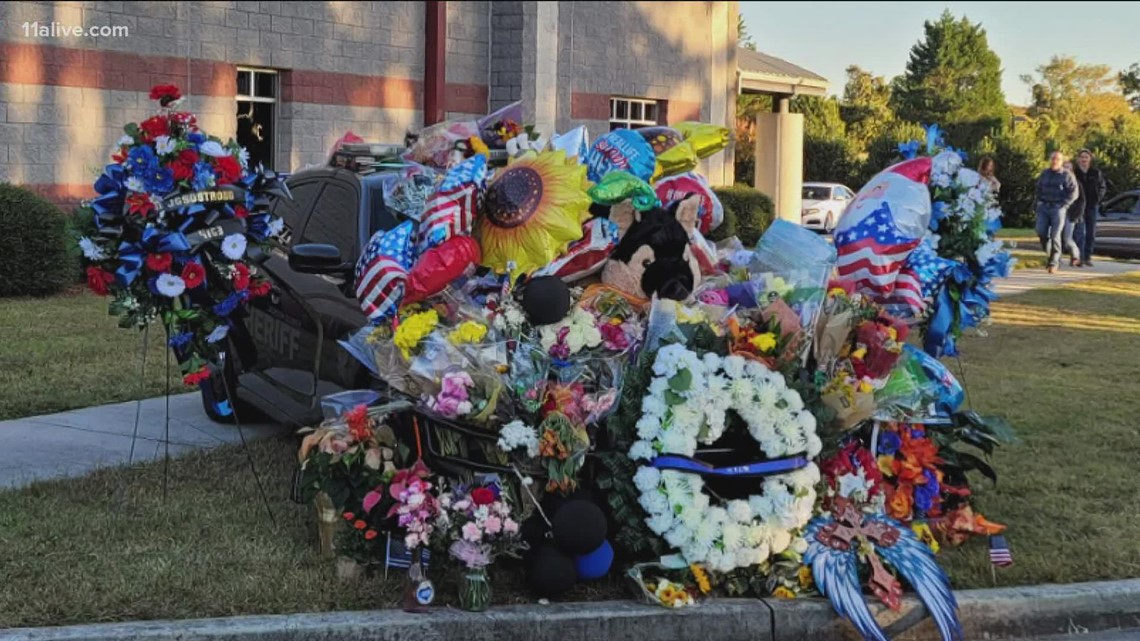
[804,517,889,641]
[870,515,963,641]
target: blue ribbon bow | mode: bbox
[115,226,192,287]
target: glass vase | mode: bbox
[458,568,492,612]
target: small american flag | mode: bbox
[989,535,1014,567]
[835,202,922,298]
[355,222,414,323]
[418,183,477,253]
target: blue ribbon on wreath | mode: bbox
[115,227,192,287]
[923,253,1010,357]
[91,164,128,236]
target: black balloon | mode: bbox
[520,514,550,548]
[551,500,607,555]
[526,543,578,598]
[521,275,571,326]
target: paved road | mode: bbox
[1026,629,1140,640]
[0,393,280,489]
[994,257,1140,296]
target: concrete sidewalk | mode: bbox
[0,393,281,489]
[994,257,1140,296]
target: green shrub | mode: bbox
[803,135,863,187]
[0,184,76,297]
[711,185,774,246]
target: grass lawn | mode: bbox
[0,288,186,421]
[997,227,1038,240]
[2,274,1139,627]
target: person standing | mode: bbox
[1062,160,1085,267]
[1072,149,1106,267]
[1034,151,1080,274]
[978,156,1001,196]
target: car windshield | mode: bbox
[803,186,831,201]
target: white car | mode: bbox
[801,182,855,232]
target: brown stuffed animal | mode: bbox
[601,195,702,301]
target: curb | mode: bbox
[4,579,1140,641]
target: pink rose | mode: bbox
[503,519,519,534]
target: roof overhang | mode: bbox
[738,71,829,97]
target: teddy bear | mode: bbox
[599,195,702,301]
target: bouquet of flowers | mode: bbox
[539,286,643,362]
[818,312,909,429]
[75,84,287,385]
[296,403,399,508]
[434,479,525,570]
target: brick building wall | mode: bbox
[0,1,736,209]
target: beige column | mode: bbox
[754,100,804,222]
[532,1,559,136]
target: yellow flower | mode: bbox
[851,347,867,360]
[886,326,898,341]
[828,287,848,298]
[750,332,778,353]
[857,379,874,394]
[448,320,488,346]
[912,522,941,554]
[877,455,897,477]
[609,317,623,326]
[797,566,814,588]
[773,586,796,599]
[393,310,439,360]
[690,564,712,594]
[468,135,490,157]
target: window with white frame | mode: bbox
[236,67,277,170]
[609,97,660,131]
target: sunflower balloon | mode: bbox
[477,150,592,275]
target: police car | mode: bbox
[201,144,409,426]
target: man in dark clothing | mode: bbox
[1035,151,1080,274]
[1072,149,1107,266]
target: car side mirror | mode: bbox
[289,243,353,276]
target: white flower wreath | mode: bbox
[629,344,823,573]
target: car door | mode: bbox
[1097,193,1140,257]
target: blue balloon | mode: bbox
[586,129,656,183]
[573,540,614,581]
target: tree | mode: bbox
[891,11,1008,149]
[1120,63,1140,111]
[1023,55,1134,148]
[737,13,756,51]
[841,65,895,149]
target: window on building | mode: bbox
[236,68,277,170]
[609,97,660,131]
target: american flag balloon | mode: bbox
[355,221,415,323]
[887,240,959,317]
[418,154,486,254]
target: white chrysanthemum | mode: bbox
[665,524,693,547]
[931,172,952,189]
[746,523,771,547]
[639,491,669,517]
[125,176,146,192]
[117,134,134,147]
[205,325,229,344]
[682,542,711,563]
[694,518,719,547]
[735,546,760,568]
[155,273,185,298]
[78,237,107,261]
[727,499,752,523]
[660,430,695,456]
[721,523,744,551]
[498,420,539,457]
[629,440,655,461]
[636,415,663,440]
[680,504,705,529]
[749,495,774,521]
[646,512,674,535]
[647,377,670,396]
[641,395,666,419]
[722,354,746,379]
[707,506,729,526]
[221,233,247,261]
[633,466,662,493]
[769,528,792,555]
[957,167,981,188]
[784,430,809,455]
[806,434,823,458]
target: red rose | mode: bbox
[149,84,182,106]
[470,487,495,506]
[214,155,242,185]
[112,146,129,164]
[145,252,172,273]
[232,263,250,291]
[248,279,272,298]
[139,115,169,141]
[233,205,248,219]
[182,262,206,289]
[182,365,211,386]
[171,149,199,181]
[85,266,115,296]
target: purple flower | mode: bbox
[913,469,940,514]
[878,431,902,456]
